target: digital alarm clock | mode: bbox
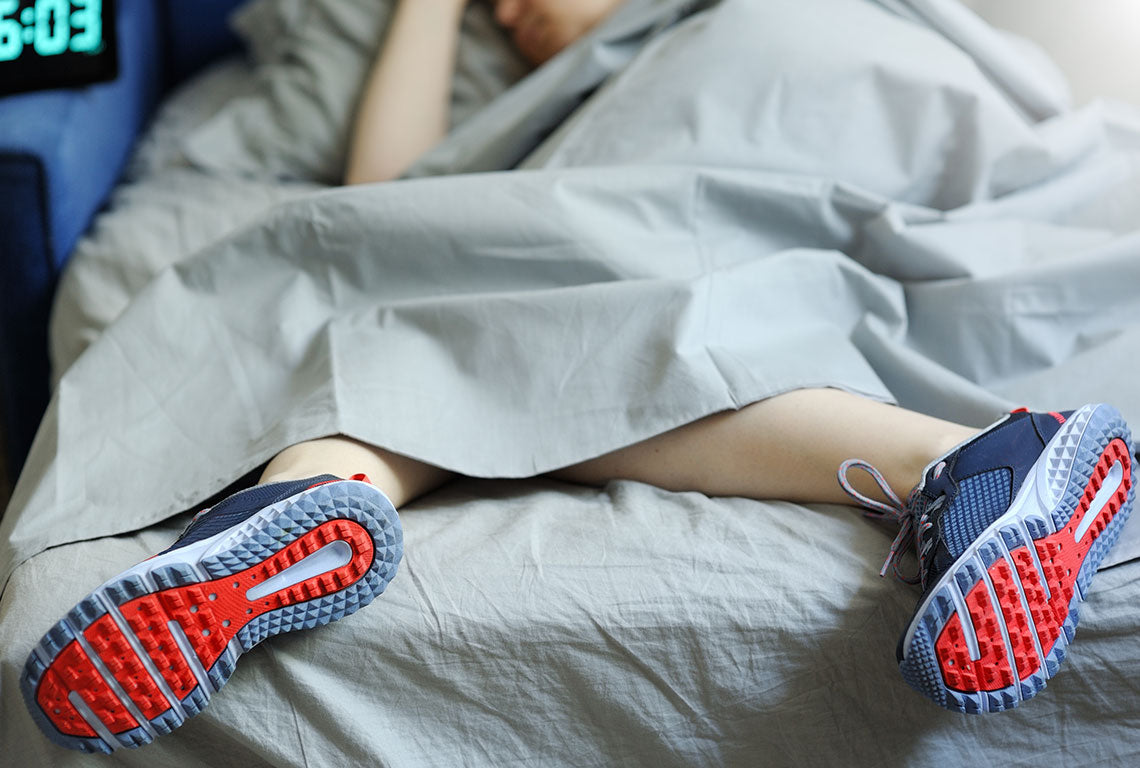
[0,0,117,96]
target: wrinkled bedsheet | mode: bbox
[3,0,1140,765]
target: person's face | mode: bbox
[494,0,626,66]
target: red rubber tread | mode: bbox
[37,659,97,737]
[1031,439,1132,657]
[39,641,139,735]
[1011,548,1057,653]
[935,438,1132,693]
[83,615,171,720]
[986,558,1038,679]
[120,596,202,698]
[119,518,373,677]
[936,588,1015,692]
[39,518,374,738]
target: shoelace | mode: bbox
[837,459,938,586]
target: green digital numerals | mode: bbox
[0,0,102,63]
[69,0,100,52]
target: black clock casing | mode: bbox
[0,0,117,97]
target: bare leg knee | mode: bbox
[261,436,452,507]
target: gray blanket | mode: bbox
[2,0,1139,764]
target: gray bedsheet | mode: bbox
[4,480,1139,766]
[2,0,1139,764]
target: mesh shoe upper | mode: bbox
[839,409,1074,663]
[842,404,1135,708]
[161,474,342,555]
[913,410,1069,591]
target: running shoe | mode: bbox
[21,474,402,753]
[840,403,1134,713]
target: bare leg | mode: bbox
[550,388,979,504]
[260,436,453,507]
[256,390,979,509]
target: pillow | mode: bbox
[181,0,531,184]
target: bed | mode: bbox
[2,0,1140,764]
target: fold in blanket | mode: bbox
[4,0,1140,592]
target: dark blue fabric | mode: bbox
[940,469,1013,559]
[921,410,1062,584]
[1030,410,1069,447]
[166,475,342,553]
[162,0,245,85]
[0,156,50,481]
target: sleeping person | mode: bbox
[22,0,1136,752]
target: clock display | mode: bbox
[0,0,116,96]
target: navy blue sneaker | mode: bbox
[21,474,402,753]
[840,403,1134,713]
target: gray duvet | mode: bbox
[2,0,1139,765]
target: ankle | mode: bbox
[931,424,979,463]
[899,424,979,494]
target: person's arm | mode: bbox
[344,0,469,185]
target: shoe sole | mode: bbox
[20,479,402,753]
[899,403,1134,713]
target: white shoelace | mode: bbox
[837,459,939,586]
